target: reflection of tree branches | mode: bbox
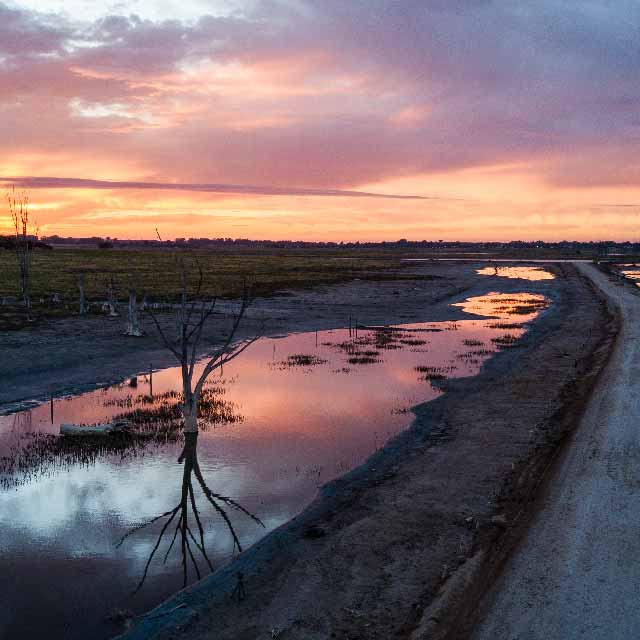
[116,432,264,593]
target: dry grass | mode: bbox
[0,247,428,330]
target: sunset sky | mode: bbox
[1,1,639,241]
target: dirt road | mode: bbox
[474,262,639,639]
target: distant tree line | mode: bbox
[0,235,52,250]
[25,235,640,255]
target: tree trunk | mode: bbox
[125,289,143,336]
[78,274,87,314]
[20,259,30,310]
[182,397,199,433]
[107,283,119,316]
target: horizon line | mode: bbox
[34,236,639,244]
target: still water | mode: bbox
[616,264,640,286]
[475,265,555,281]
[0,292,547,639]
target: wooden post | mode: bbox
[50,394,54,424]
[149,364,153,397]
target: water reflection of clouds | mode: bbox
[453,292,548,320]
[620,268,640,286]
[0,294,552,637]
[476,266,555,281]
[1,453,302,570]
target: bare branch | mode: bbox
[145,307,182,360]
[133,507,181,593]
[115,506,179,549]
[193,457,265,529]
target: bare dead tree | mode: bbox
[7,186,37,313]
[146,260,260,433]
[116,432,264,592]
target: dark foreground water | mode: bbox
[0,292,547,639]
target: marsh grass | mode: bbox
[0,386,240,489]
[0,248,428,330]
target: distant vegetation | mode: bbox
[1,235,637,331]
[0,235,52,250]
[34,235,640,257]
[0,246,425,330]
[0,247,413,301]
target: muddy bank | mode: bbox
[1,261,519,411]
[114,263,615,640]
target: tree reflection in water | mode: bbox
[116,432,264,592]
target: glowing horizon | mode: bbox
[1,1,640,241]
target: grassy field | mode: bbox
[0,247,418,330]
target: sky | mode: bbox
[0,0,639,241]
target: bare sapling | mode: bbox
[7,187,37,315]
[146,261,260,434]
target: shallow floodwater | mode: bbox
[476,265,555,281]
[0,292,547,640]
[617,264,640,286]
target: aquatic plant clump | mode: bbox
[272,354,329,369]
[457,349,493,359]
[0,386,243,489]
[414,365,456,381]
[347,356,382,365]
[116,388,243,430]
[0,429,166,490]
[487,322,523,330]
[491,334,519,348]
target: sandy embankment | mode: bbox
[111,262,616,640]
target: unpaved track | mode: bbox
[474,263,639,639]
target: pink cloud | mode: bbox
[2,0,640,240]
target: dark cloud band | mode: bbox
[0,176,428,199]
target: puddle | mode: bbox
[617,265,640,286]
[0,293,548,640]
[476,265,555,280]
[453,292,549,319]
